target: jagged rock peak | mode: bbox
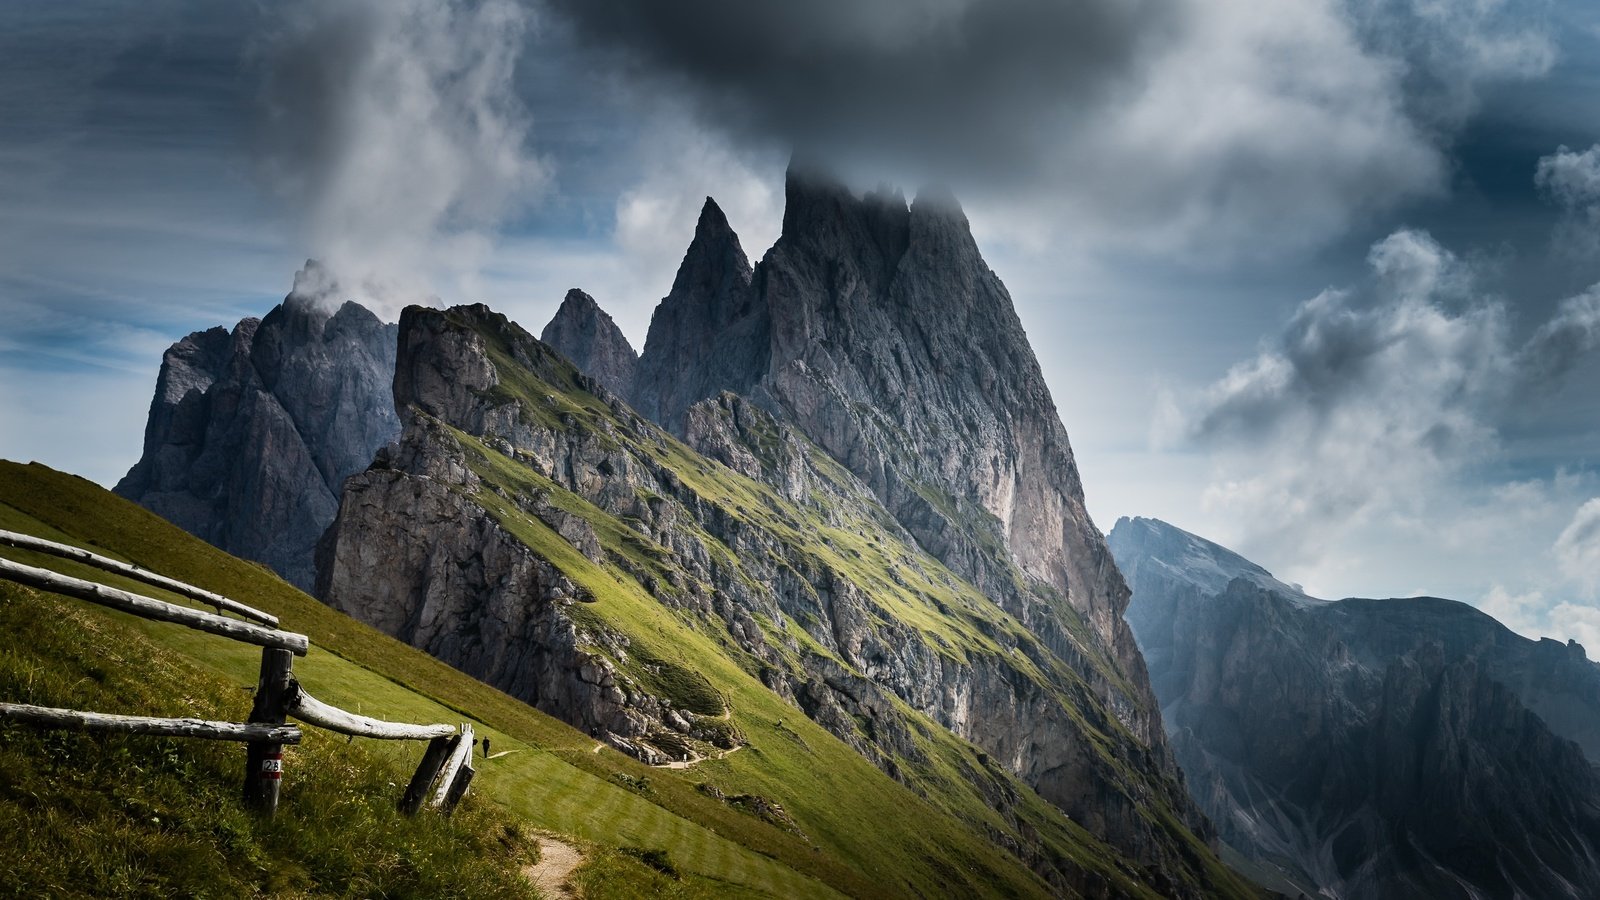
[669,197,754,302]
[114,271,400,590]
[635,160,1172,783]
[1110,516,1315,603]
[540,288,638,400]
[779,164,913,287]
[632,196,766,430]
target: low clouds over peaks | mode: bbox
[546,0,1554,258]
[254,0,546,317]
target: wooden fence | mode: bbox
[0,529,475,819]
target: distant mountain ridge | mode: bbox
[1110,515,1600,899]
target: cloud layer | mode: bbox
[255,0,544,313]
[1162,227,1600,572]
[547,0,1553,256]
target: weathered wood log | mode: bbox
[430,722,475,810]
[0,557,308,655]
[0,529,279,626]
[400,735,455,816]
[439,762,475,815]
[0,701,301,743]
[284,679,455,741]
[243,648,294,817]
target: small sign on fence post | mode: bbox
[243,647,294,817]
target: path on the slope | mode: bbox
[524,835,583,899]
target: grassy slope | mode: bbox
[461,313,1259,899]
[0,461,849,899]
[0,580,537,898]
[5,459,1198,898]
[464,432,1168,899]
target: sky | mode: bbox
[4,0,1600,649]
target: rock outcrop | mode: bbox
[115,264,400,590]
[319,304,1250,897]
[632,198,764,432]
[1110,516,1600,899]
[539,288,638,399]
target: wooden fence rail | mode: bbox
[0,531,476,822]
[0,701,302,743]
[285,680,455,741]
[0,556,308,655]
[0,529,279,626]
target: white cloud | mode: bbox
[611,121,783,339]
[1040,0,1444,257]
[1163,228,1600,575]
[1480,584,1549,638]
[1548,602,1600,656]
[1556,498,1600,598]
[1536,144,1600,208]
[255,0,546,316]
[1536,144,1600,257]
[1350,0,1557,130]
[1479,584,1600,656]
[1519,285,1600,389]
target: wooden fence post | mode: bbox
[430,723,476,815]
[399,734,455,815]
[439,764,475,815]
[243,648,294,816]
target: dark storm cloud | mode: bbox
[540,0,1171,172]
[542,0,1555,255]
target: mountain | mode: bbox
[2,459,1030,897]
[317,303,1255,897]
[635,163,1170,770]
[631,197,764,432]
[1109,516,1600,899]
[110,169,1251,893]
[540,287,639,399]
[114,263,399,590]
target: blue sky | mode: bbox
[5,0,1600,648]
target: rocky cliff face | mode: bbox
[1110,516,1600,899]
[115,265,400,590]
[539,288,639,399]
[632,198,765,432]
[318,304,1252,897]
[635,165,1166,762]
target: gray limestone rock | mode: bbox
[540,288,639,399]
[633,163,1175,811]
[115,263,400,590]
[633,198,764,432]
[319,303,1232,896]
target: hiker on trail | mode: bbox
[482,736,491,758]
